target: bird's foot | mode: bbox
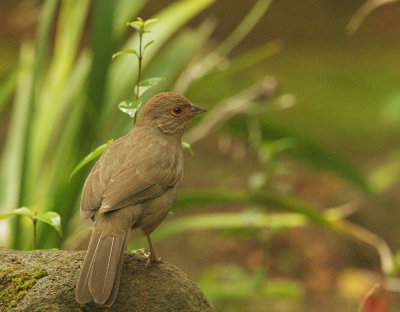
[144,234,162,267]
[136,249,162,267]
[146,252,162,268]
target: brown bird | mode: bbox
[75,92,205,306]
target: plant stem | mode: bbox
[134,32,143,125]
[32,217,37,249]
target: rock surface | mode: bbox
[0,248,215,312]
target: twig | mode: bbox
[183,77,278,144]
[346,0,399,35]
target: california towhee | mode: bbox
[75,92,205,306]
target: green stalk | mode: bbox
[32,217,37,250]
[134,32,143,125]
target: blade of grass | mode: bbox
[86,0,117,130]
[346,0,399,35]
[25,0,91,208]
[260,124,374,196]
[150,212,308,240]
[36,51,92,248]
[175,189,334,226]
[18,0,90,249]
[184,80,274,144]
[214,0,273,57]
[31,0,59,99]
[186,40,282,101]
[174,189,393,274]
[0,70,18,112]
[0,43,34,248]
[14,0,59,249]
[177,0,273,93]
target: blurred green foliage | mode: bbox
[200,265,303,311]
[1,0,400,311]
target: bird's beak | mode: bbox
[190,104,206,116]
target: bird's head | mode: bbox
[137,92,206,135]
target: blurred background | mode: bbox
[1,0,400,311]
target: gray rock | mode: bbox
[0,248,215,312]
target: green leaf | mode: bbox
[133,20,144,27]
[144,18,158,26]
[127,21,143,32]
[143,40,154,51]
[69,139,114,181]
[118,99,142,119]
[35,211,63,236]
[182,141,194,155]
[11,207,33,217]
[0,207,33,221]
[113,0,148,38]
[112,49,138,60]
[136,77,165,96]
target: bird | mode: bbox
[75,92,205,306]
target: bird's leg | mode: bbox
[146,234,162,267]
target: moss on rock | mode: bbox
[0,248,214,311]
[0,265,48,311]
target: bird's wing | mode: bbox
[99,162,177,213]
[80,131,181,218]
[80,137,124,219]
[80,159,109,219]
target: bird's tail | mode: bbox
[75,229,128,306]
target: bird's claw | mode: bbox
[137,250,162,267]
[146,254,162,268]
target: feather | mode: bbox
[88,232,127,305]
[75,230,102,303]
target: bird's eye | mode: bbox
[172,106,182,116]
